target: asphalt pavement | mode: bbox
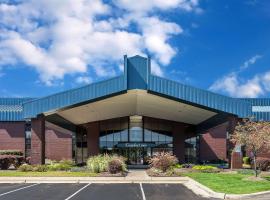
[0,183,216,200]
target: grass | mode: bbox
[185,172,270,194]
[0,170,97,177]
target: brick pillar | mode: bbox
[31,115,45,164]
[173,123,186,163]
[86,122,100,156]
[231,152,242,169]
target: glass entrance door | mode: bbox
[129,147,145,165]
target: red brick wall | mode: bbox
[45,122,73,161]
[200,122,228,162]
[31,116,45,164]
[85,122,100,157]
[0,122,25,153]
[173,122,188,163]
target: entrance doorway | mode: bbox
[128,147,145,165]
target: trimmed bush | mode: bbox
[0,150,23,156]
[149,152,178,172]
[254,157,270,171]
[18,164,33,172]
[47,159,74,171]
[243,157,250,165]
[0,155,14,169]
[108,159,123,174]
[13,156,25,169]
[192,165,219,173]
[33,165,48,172]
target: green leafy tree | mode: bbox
[231,119,270,177]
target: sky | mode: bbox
[0,0,270,98]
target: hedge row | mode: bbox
[0,150,23,156]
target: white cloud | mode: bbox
[114,0,199,13]
[0,0,200,85]
[209,55,269,98]
[240,54,262,70]
[209,73,263,98]
[76,76,92,84]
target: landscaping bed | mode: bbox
[0,150,128,177]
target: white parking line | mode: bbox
[0,183,40,197]
[64,183,91,200]
[140,183,146,200]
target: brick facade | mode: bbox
[0,121,25,153]
[45,122,73,161]
[85,122,100,157]
[173,123,189,163]
[31,116,45,164]
[199,122,228,162]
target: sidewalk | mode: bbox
[0,169,189,184]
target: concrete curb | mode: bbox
[0,176,189,184]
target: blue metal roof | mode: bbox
[1,55,270,121]
[0,98,33,121]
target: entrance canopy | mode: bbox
[56,90,216,125]
[23,55,252,124]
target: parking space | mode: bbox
[0,183,214,200]
[142,184,209,200]
[0,183,86,200]
[0,183,34,195]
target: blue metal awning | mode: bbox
[21,55,254,120]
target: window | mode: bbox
[25,121,31,158]
[185,136,199,163]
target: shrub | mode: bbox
[192,165,219,173]
[70,166,88,172]
[243,157,250,165]
[18,164,33,172]
[0,155,14,169]
[87,154,127,173]
[149,152,178,172]
[25,157,31,164]
[0,150,23,156]
[253,157,270,171]
[47,159,74,171]
[13,156,25,169]
[87,154,111,173]
[181,163,194,168]
[174,164,182,168]
[108,159,123,174]
[33,165,48,172]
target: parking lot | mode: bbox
[0,183,215,200]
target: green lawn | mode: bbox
[185,172,270,194]
[0,171,97,177]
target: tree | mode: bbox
[231,118,270,177]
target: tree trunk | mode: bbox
[254,155,258,177]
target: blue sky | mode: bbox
[0,0,270,98]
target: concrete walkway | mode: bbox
[126,169,151,181]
